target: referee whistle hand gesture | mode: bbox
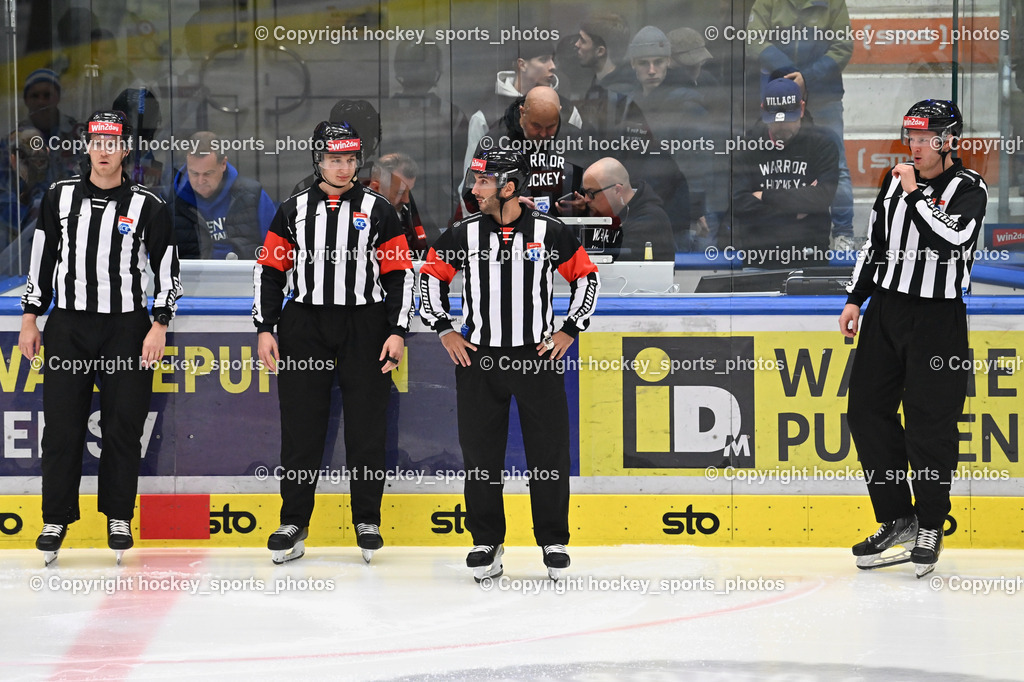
[839,303,860,338]
[441,332,477,367]
[892,163,918,194]
[141,323,167,369]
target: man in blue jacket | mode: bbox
[172,131,275,259]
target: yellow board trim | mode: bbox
[1,494,1021,549]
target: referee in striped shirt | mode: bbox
[254,122,414,564]
[420,149,600,581]
[19,110,182,563]
[840,100,987,576]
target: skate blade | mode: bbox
[915,562,937,578]
[547,567,566,581]
[856,545,912,570]
[470,545,504,582]
[361,549,375,563]
[271,541,305,565]
[473,564,503,583]
[115,550,125,566]
[43,551,58,567]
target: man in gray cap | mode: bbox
[623,26,705,251]
[663,27,727,251]
[627,26,674,98]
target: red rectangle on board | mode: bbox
[140,494,211,539]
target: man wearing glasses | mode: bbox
[576,157,674,260]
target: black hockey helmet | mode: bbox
[901,99,963,145]
[82,109,132,145]
[79,111,132,172]
[466,149,531,197]
[311,121,362,187]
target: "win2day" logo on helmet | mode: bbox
[89,121,123,135]
[326,138,360,152]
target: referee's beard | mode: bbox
[477,189,522,226]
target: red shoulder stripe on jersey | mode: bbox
[257,231,294,271]
[420,246,458,284]
[377,234,413,274]
[557,246,600,282]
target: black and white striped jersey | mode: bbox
[21,175,182,318]
[253,182,415,335]
[847,160,988,305]
[419,209,600,347]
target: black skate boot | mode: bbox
[911,527,943,578]
[36,524,67,567]
[542,544,570,580]
[268,525,308,564]
[355,523,384,563]
[852,514,917,570]
[467,544,504,583]
[107,519,133,565]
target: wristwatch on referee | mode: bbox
[153,312,171,326]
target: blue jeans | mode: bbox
[812,100,854,238]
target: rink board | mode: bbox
[1,325,1021,481]
[1,493,1021,549]
[2,305,1022,550]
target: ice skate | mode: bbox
[107,519,133,565]
[542,544,570,580]
[268,525,308,564]
[852,514,917,570]
[36,524,67,567]
[911,527,943,578]
[467,544,504,582]
[355,523,384,563]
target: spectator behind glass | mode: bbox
[379,42,468,238]
[18,69,81,180]
[369,153,431,259]
[610,26,693,247]
[462,40,583,192]
[112,88,167,192]
[171,131,275,260]
[663,27,725,252]
[580,157,675,261]
[456,86,585,223]
[572,12,635,134]
[0,128,53,270]
[747,0,855,249]
[732,78,838,268]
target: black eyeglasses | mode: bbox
[581,183,619,200]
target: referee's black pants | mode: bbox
[40,308,153,524]
[847,289,969,530]
[276,301,393,528]
[456,345,571,547]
